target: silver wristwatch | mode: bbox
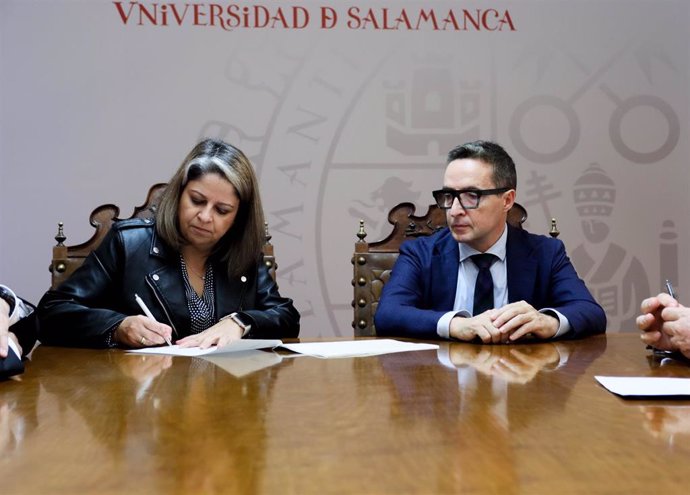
[221,312,252,337]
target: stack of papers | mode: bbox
[128,339,438,359]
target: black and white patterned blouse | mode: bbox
[180,255,216,334]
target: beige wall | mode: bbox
[1,0,688,336]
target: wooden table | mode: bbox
[1,334,689,494]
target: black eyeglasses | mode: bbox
[432,187,511,210]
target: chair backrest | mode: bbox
[49,183,277,290]
[352,202,553,336]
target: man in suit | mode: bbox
[375,140,606,342]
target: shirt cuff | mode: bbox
[0,284,17,316]
[437,310,471,340]
[0,285,32,327]
[540,308,571,338]
[104,321,124,348]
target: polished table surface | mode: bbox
[2,333,690,494]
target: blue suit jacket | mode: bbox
[374,225,606,340]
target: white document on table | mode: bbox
[595,376,690,397]
[278,339,439,358]
[128,339,282,357]
[128,339,438,359]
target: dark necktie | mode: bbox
[471,253,497,316]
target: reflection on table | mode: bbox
[1,334,690,494]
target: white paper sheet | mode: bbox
[279,339,439,358]
[127,339,438,359]
[595,376,690,397]
[128,339,282,357]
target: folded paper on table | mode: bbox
[128,339,438,359]
[595,376,690,397]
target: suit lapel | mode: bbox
[506,227,537,303]
[431,232,460,310]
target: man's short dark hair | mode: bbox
[446,140,517,190]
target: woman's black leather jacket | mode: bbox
[38,219,300,347]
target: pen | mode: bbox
[135,293,172,346]
[665,280,677,299]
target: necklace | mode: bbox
[188,266,206,281]
[181,255,207,281]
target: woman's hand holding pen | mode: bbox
[115,315,173,348]
[176,319,243,349]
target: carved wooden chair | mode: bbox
[352,202,560,336]
[49,183,277,290]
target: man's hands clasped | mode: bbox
[449,300,559,344]
[637,293,690,359]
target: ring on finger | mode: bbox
[141,336,147,345]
